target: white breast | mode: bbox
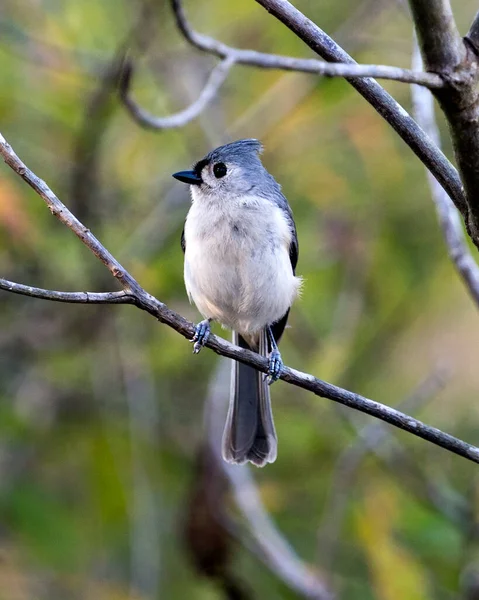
[183,194,301,336]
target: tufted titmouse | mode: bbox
[173,139,301,467]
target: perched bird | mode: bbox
[173,139,301,467]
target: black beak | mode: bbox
[172,170,202,185]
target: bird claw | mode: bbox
[266,348,283,384]
[191,319,211,354]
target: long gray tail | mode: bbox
[221,330,277,467]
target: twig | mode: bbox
[228,0,389,140]
[410,43,479,306]
[0,278,135,305]
[170,0,442,88]
[2,132,479,466]
[205,360,333,600]
[0,133,145,295]
[119,55,235,129]
[252,0,467,217]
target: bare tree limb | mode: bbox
[2,132,479,466]
[251,0,467,216]
[0,134,146,297]
[120,0,445,132]
[0,278,135,305]
[169,0,442,88]
[119,55,235,130]
[411,42,479,306]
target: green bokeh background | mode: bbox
[1,0,479,598]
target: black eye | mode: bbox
[213,162,227,178]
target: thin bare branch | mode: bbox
[2,132,479,466]
[252,0,467,216]
[170,0,442,88]
[0,133,145,296]
[119,55,235,130]
[411,43,479,306]
[0,278,135,305]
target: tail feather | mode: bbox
[222,331,277,467]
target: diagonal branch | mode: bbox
[170,0,442,88]
[0,278,136,305]
[2,131,479,466]
[252,0,467,217]
[119,55,235,129]
[411,43,479,307]
[0,134,145,297]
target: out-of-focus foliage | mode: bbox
[1,0,479,598]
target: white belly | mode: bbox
[184,198,300,336]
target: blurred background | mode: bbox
[1,0,479,598]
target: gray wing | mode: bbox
[266,179,298,273]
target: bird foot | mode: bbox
[266,348,283,384]
[191,319,211,354]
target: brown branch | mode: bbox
[169,0,442,88]
[119,55,235,129]
[0,278,135,305]
[411,43,479,306]
[2,132,479,467]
